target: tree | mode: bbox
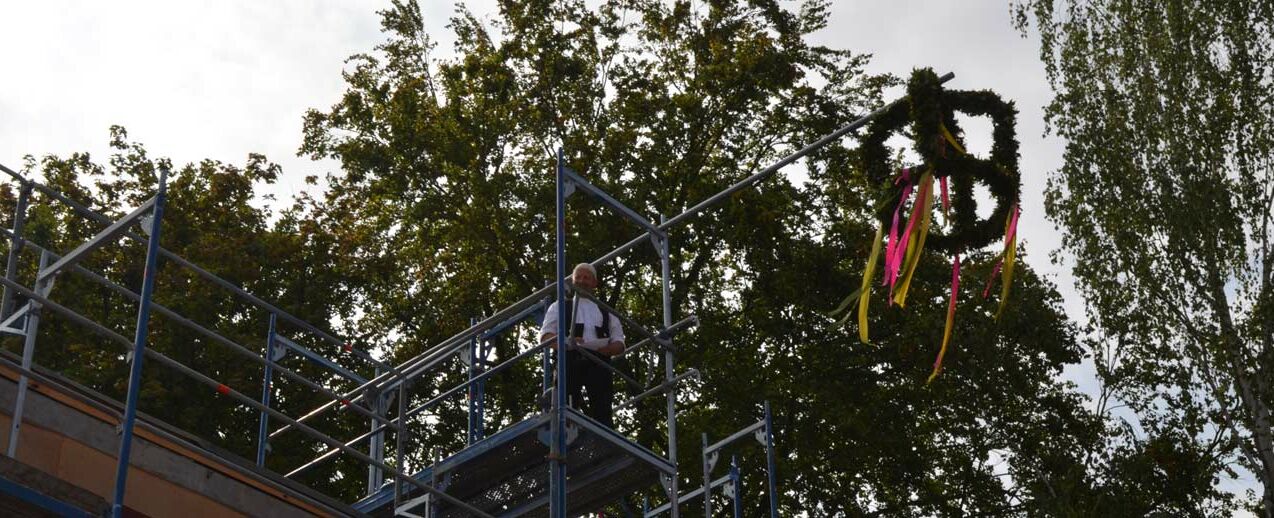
[1014,0,1274,515]
[0,126,364,497]
[300,0,1108,513]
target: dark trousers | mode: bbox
[565,350,614,427]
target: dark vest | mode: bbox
[563,299,611,340]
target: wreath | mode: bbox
[833,68,1023,383]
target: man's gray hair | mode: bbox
[573,263,597,277]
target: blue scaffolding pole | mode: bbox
[550,147,569,518]
[730,456,742,518]
[257,313,278,466]
[110,166,168,518]
[696,401,780,517]
[765,400,779,517]
[467,316,481,445]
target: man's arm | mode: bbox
[539,301,565,348]
[599,309,625,356]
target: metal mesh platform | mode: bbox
[356,408,674,517]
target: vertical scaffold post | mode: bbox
[467,316,478,445]
[702,432,712,517]
[111,166,167,518]
[659,214,679,517]
[542,279,552,396]
[764,400,778,518]
[550,147,568,518]
[0,183,31,320]
[6,250,50,457]
[393,379,409,509]
[475,327,486,442]
[729,456,741,518]
[369,367,385,495]
[256,313,277,466]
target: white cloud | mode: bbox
[0,1,384,207]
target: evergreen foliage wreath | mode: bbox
[859,68,1021,254]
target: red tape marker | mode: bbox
[216,384,230,396]
[343,343,353,352]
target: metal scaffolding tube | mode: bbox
[6,251,50,457]
[0,164,391,375]
[703,433,712,518]
[0,229,397,431]
[269,342,466,439]
[659,218,679,517]
[367,373,387,495]
[286,336,555,478]
[0,259,490,517]
[764,400,778,518]
[628,316,699,354]
[110,168,165,518]
[272,292,550,439]
[257,314,278,467]
[643,474,731,517]
[730,456,741,518]
[274,334,368,384]
[393,379,409,508]
[38,197,155,282]
[147,344,492,517]
[550,148,569,518]
[616,369,699,410]
[560,166,665,240]
[0,183,31,320]
[467,316,479,445]
[0,352,346,516]
[704,420,765,456]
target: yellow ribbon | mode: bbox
[996,207,1018,321]
[858,222,885,344]
[939,123,967,155]
[929,254,961,384]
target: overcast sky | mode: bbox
[1,0,1252,503]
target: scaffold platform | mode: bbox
[356,408,674,517]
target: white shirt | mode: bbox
[539,298,625,351]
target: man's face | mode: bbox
[573,266,598,292]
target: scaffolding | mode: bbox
[0,72,953,517]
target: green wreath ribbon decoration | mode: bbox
[834,68,1023,383]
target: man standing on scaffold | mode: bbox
[540,263,626,428]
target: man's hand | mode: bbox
[542,334,576,350]
[598,341,624,357]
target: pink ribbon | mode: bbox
[940,176,951,217]
[883,169,912,288]
[1005,204,1021,243]
[982,262,1002,298]
[888,178,929,301]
